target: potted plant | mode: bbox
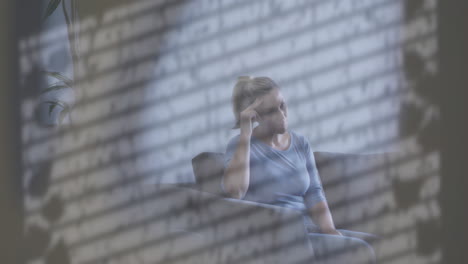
[36,71,75,126]
[36,0,77,127]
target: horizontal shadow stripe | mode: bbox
[59,153,434,251]
[21,0,406,134]
[24,89,405,219]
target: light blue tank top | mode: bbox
[223,129,326,232]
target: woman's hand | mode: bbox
[239,97,263,137]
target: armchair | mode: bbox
[177,150,398,263]
[154,151,316,263]
[154,184,315,264]
[189,151,395,235]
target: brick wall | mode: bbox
[19,0,440,263]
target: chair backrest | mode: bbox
[191,152,226,196]
[311,151,398,234]
[190,151,364,196]
[191,151,398,234]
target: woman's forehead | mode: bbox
[258,89,284,109]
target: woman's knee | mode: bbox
[344,238,376,264]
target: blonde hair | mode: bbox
[231,76,280,129]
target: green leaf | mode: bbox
[42,71,73,88]
[43,0,62,21]
[40,84,68,95]
[48,104,57,116]
[58,109,68,125]
[45,101,68,116]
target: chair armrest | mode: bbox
[177,185,304,217]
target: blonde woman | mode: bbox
[222,76,379,264]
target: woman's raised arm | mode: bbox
[222,98,263,199]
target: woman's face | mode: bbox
[256,88,288,133]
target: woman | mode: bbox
[222,76,380,264]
